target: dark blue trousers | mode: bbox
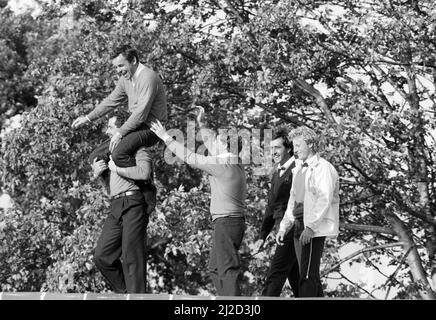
[208,216,246,296]
[89,128,159,168]
[262,224,300,297]
[294,217,325,297]
[93,192,149,293]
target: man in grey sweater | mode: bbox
[91,114,153,293]
[72,44,167,169]
[150,107,247,296]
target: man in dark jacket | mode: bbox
[254,127,300,297]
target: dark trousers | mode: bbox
[89,128,159,168]
[94,192,149,293]
[293,218,325,297]
[208,217,246,296]
[262,225,300,297]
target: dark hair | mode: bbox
[90,112,129,164]
[111,44,139,64]
[273,127,293,151]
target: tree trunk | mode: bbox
[386,211,435,299]
[406,67,436,291]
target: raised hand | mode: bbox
[72,116,90,129]
[195,106,205,124]
[150,120,170,141]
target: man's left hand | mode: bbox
[109,131,122,152]
[299,227,314,246]
[108,158,117,172]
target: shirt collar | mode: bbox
[277,156,295,172]
[303,154,318,167]
[132,63,145,84]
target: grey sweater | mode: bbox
[165,139,246,220]
[109,147,152,197]
[87,63,167,137]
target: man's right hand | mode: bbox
[72,116,90,129]
[91,158,108,178]
[276,230,286,246]
[196,106,205,125]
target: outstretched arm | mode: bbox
[195,106,219,154]
[72,80,126,129]
[150,120,224,176]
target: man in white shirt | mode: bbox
[276,126,339,297]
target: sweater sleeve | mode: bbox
[165,139,225,176]
[87,79,127,121]
[114,148,152,180]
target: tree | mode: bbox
[0,5,47,132]
[1,0,435,299]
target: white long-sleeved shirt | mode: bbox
[279,154,340,238]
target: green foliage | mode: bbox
[0,7,42,130]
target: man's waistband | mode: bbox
[111,190,142,200]
[212,214,245,221]
[293,202,304,219]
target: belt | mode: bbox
[112,190,142,200]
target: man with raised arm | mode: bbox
[150,107,247,296]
